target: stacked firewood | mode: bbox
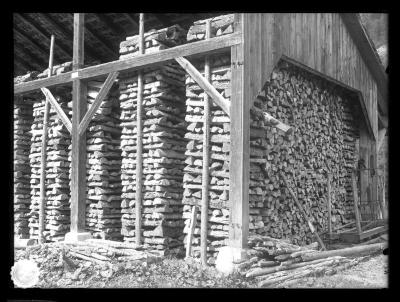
[73,81,123,240]
[239,235,366,287]
[29,89,72,242]
[186,14,234,41]
[119,24,187,59]
[250,61,361,245]
[14,96,34,238]
[119,26,187,255]
[182,55,232,265]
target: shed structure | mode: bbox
[13,13,388,263]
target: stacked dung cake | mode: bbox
[119,25,187,255]
[76,81,123,240]
[181,14,235,264]
[14,95,34,239]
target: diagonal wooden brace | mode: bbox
[264,111,293,134]
[78,71,119,136]
[41,87,72,133]
[175,56,230,116]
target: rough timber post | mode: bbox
[135,13,144,245]
[38,34,55,243]
[200,19,212,266]
[66,13,91,242]
[228,13,249,259]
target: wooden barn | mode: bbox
[13,13,388,265]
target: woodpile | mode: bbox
[14,96,34,239]
[250,61,361,245]
[186,14,234,41]
[240,235,367,287]
[28,87,72,242]
[74,81,122,240]
[182,55,232,265]
[63,239,163,265]
[119,25,187,255]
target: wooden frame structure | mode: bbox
[14,13,387,259]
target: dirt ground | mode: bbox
[13,245,388,288]
[284,254,388,288]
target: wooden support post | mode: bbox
[351,171,362,234]
[38,34,55,243]
[327,173,332,238]
[200,19,212,266]
[135,13,144,245]
[229,14,249,251]
[186,206,198,258]
[70,13,88,234]
[377,128,387,151]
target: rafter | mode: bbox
[14,41,45,71]
[13,27,54,63]
[96,14,125,37]
[37,13,108,63]
[84,23,117,59]
[151,13,169,28]
[123,13,139,30]
[15,13,71,60]
[14,51,39,71]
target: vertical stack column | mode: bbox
[14,96,33,239]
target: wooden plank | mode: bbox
[70,13,87,233]
[175,57,230,115]
[40,88,72,133]
[78,71,119,136]
[14,32,242,95]
[351,170,362,234]
[326,14,333,77]
[200,19,211,266]
[315,13,321,72]
[295,13,302,61]
[135,13,145,246]
[38,34,55,244]
[229,13,249,249]
[327,173,332,237]
[186,206,198,258]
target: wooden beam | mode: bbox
[327,173,332,238]
[229,13,249,250]
[78,71,119,136]
[351,171,363,234]
[135,13,145,246]
[14,32,241,94]
[15,13,71,59]
[175,57,230,115]
[39,34,55,243]
[70,13,87,233]
[40,88,72,133]
[200,19,212,266]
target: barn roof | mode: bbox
[13,13,220,76]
